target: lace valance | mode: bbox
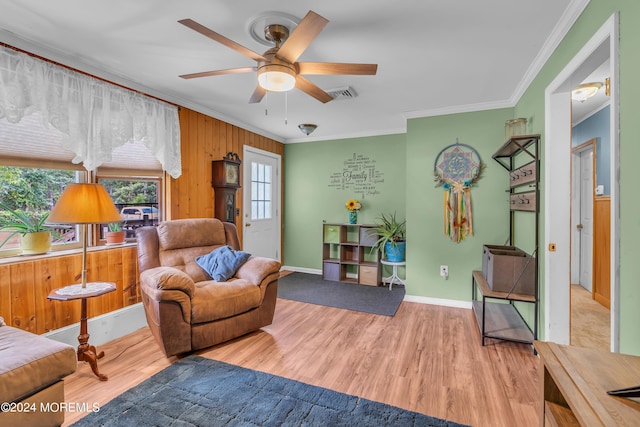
[0,46,181,178]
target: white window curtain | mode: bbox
[0,46,181,178]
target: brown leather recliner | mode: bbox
[136,218,281,357]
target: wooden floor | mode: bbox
[571,284,610,350]
[63,299,540,427]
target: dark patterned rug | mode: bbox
[71,355,467,427]
[277,272,405,316]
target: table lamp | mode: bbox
[48,183,121,288]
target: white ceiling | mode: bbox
[0,0,590,143]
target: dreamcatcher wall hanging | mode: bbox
[434,140,484,243]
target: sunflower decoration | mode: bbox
[346,199,362,224]
[345,199,362,211]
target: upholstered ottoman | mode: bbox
[0,324,77,427]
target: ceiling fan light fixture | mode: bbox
[298,123,317,135]
[571,82,603,102]
[258,64,296,92]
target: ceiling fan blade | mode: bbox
[249,85,267,104]
[276,11,328,63]
[178,19,266,62]
[297,62,378,75]
[295,76,333,103]
[179,67,256,79]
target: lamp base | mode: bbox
[48,282,116,381]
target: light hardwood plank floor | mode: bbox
[63,299,540,426]
[570,283,610,350]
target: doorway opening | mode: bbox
[544,13,619,350]
[570,139,610,350]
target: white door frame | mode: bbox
[544,13,619,350]
[242,145,282,262]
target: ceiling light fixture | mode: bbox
[257,63,296,92]
[571,82,603,102]
[298,123,317,135]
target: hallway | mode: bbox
[571,283,610,350]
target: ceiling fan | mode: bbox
[178,10,378,104]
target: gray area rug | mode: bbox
[71,355,467,427]
[277,272,405,316]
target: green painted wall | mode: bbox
[282,0,640,354]
[284,134,406,271]
[406,109,518,301]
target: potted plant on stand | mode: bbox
[371,212,406,262]
[0,201,53,255]
[105,222,126,245]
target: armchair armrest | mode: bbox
[235,256,281,286]
[140,266,196,298]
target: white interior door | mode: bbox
[242,146,281,261]
[577,148,594,292]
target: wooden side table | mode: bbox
[380,259,406,290]
[48,282,116,381]
[534,341,640,425]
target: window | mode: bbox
[250,161,272,220]
[97,177,161,240]
[0,165,83,257]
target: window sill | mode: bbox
[0,242,137,265]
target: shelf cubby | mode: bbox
[321,223,381,286]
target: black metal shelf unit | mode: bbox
[472,134,540,348]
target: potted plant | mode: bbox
[370,212,406,262]
[0,201,53,255]
[105,222,126,244]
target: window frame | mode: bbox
[0,160,87,257]
[95,171,164,245]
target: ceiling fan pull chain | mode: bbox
[284,92,288,125]
[265,91,269,116]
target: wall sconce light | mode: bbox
[571,82,603,102]
[298,123,317,135]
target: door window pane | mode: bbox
[250,161,272,220]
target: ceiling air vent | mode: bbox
[327,86,358,101]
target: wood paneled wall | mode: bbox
[593,196,611,308]
[2,106,284,334]
[171,108,284,244]
[0,246,139,332]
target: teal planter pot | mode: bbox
[385,241,406,262]
[349,210,358,224]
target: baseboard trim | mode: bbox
[281,265,322,275]
[403,295,472,309]
[280,267,472,310]
[44,303,147,347]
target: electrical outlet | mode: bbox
[440,265,448,279]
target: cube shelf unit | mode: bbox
[322,223,381,286]
[472,134,540,348]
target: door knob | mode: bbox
[245,222,251,227]
[577,224,583,229]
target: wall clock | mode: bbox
[212,152,242,223]
[212,152,241,189]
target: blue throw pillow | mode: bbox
[195,245,251,282]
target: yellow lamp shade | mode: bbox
[48,183,121,224]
